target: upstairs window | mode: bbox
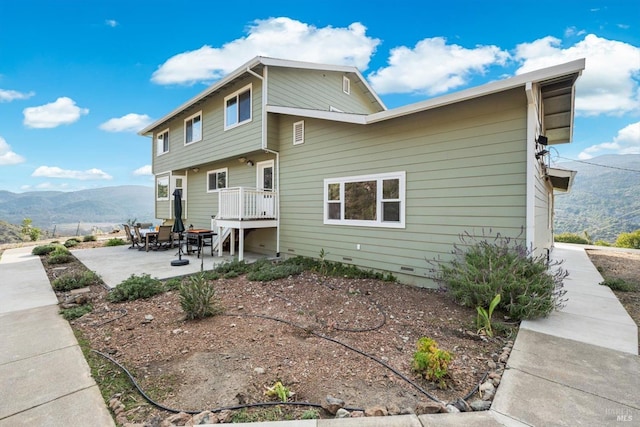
[324,171,405,228]
[293,121,304,145]
[184,111,202,145]
[207,168,228,192]
[156,129,169,155]
[224,84,252,130]
[343,76,351,94]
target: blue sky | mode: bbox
[0,0,638,193]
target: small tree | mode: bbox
[614,229,640,249]
[21,218,41,242]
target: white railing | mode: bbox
[217,187,278,220]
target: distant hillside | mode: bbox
[554,154,640,242]
[0,220,23,244]
[0,185,154,240]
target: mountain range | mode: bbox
[553,154,640,243]
[0,185,154,240]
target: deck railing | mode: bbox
[217,187,278,220]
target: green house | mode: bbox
[139,56,584,286]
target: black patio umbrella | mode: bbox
[171,189,189,266]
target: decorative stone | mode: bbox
[445,404,460,413]
[350,411,364,417]
[480,381,495,393]
[415,401,446,415]
[452,398,471,412]
[386,403,401,415]
[364,405,388,417]
[253,367,265,374]
[487,360,497,369]
[191,411,216,425]
[172,328,183,335]
[217,410,232,423]
[481,388,495,401]
[470,399,492,411]
[145,314,154,321]
[161,412,191,426]
[335,408,350,418]
[322,396,345,415]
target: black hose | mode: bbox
[462,370,490,401]
[92,349,364,415]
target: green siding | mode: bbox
[268,68,379,114]
[152,76,264,175]
[276,88,528,286]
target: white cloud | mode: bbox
[151,17,380,85]
[99,113,152,132]
[564,26,586,38]
[31,166,112,180]
[578,121,640,159]
[515,34,640,116]
[23,97,89,128]
[133,165,152,176]
[0,88,35,102]
[0,136,26,165]
[368,37,510,96]
[105,19,118,27]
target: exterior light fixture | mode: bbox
[246,160,254,167]
[536,135,548,145]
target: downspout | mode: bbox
[247,65,281,257]
[524,82,537,252]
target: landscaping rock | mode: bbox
[335,408,351,418]
[415,401,446,415]
[322,395,345,415]
[364,405,388,417]
[191,411,216,425]
[470,399,492,411]
[161,412,191,426]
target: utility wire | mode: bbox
[552,154,640,173]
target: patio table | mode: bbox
[186,229,216,258]
[139,228,159,252]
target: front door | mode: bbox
[256,160,275,217]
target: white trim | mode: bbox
[293,120,304,145]
[184,111,202,145]
[224,83,252,130]
[156,174,170,201]
[206,168,228,193]
[156,128,169,156]
[525,82,537,251]
[256,160,275,191]
[323,171,406,229]
[266,105,367,124]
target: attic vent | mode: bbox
[343,76,350,94]
[293,120,304,145]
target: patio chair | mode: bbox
[123,224,140,249]
[154,225,173,250]
[134,226,152,251]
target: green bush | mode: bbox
[64,238,81,248]
[600,278,637,292]
[215,259,251,275]
[594,240,612,247]
[432,230,568,321]
[246,259,304,281]
[412,337,452,389]
[107,274,164,302]
[32,244,60,256]
[52,271,101,291]
[105,238,126,246]
[554,232,589,244]
[83,235,97,242]
[164,277,183,290]
[614,229,640,249]
[60,304,93,320]
[284,255,395,281]
[47,245,73,264]
[179,273,223,320]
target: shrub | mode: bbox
[614,229,640,249]
[412,337,452,389]
[52,271,101,291]
[164,277,183,290]
[246,259,304,281]
[179,273,223,320]
[83,235,97,242]
[105,238,126,246]
[554,232,589,244]
[432,230,568,321]
[600,278,637,292]
[60,304,93,320]
[32,244,60,256]
[214,258,251,275]
[64,238,81,248]
[107,274,164,302]
[46,245,73,264]
[594,240,611,247]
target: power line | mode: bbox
[553,155,640,173]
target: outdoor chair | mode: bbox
[123,224,140,249]
[154,225,173,250]
[134,226,152,251]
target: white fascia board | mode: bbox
[139,57,263,136]
[366,59,585,124]
[266,105,367,124]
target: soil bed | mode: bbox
[41,241,511,424]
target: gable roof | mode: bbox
[139,56,385,136]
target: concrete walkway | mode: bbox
[0,243,638,426]
[0,246,115,427]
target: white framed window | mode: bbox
[184,111,202,145]
[293,121,304,145]
[156,175,169,201]
[224,83,252,130]
[156,129,169,155]
[324,171,406,228]
[207,168,228,192]
[343,76,351,94]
